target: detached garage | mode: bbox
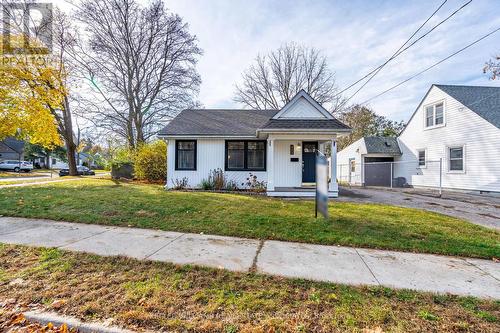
[337,136,402,187]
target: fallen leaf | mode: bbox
[10,313,25,325]
[9,278,27,287]
[362,328,384,333]
[51,299,66,309]
[60,323,69,333]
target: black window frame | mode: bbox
[418,149,426,167]
[175,140,197,171]
[225,140,266,171]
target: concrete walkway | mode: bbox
[0,175,108,188]
[0,217,498,299]
[0,175,51,182]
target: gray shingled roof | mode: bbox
[158,109,278,136]
[261,119,350,130]
[0,137,25,153]
[364,137,401,155]
[435,85,500,128]
[159,109,350,136]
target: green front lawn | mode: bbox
[1,244,498,332]
[0,178,498,259]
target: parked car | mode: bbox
[0,160,33,172]
[59,166,96,177]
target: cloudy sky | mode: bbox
[61,0,500,122]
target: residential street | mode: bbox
[338,186,500,230]
[1,216,498,299]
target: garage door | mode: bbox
[364,157,393,187]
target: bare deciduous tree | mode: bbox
[484,55,500,80]
[235,43,344,112]
[51,9,79,175]
[74,0,202,148]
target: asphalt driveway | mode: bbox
[338,186,500,230]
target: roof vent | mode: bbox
[385,141,391,147]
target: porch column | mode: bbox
[267,138,275,191]
[329,138,338,193]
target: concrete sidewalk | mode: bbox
[0,216,498,299]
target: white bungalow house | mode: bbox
[337,84,500,194]
[159,90,351,197]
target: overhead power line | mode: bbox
[335,0,472,99]
[359,26,500,105]
[337,0,450,108]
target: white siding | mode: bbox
[395,86,500,192]
[336,138,365,185]
[273,140,302,187]
[166,139,267,189]
[277,96,327,118]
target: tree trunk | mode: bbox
[127,122,135,149]
[66,142,77,175]
[62,96,78,176]
[135,117,144,146]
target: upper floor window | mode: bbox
[425,102,444,128]
[175,140,196,170]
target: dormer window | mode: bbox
[425,102,444,128]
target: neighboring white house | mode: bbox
[338,84,500,193]
[159,90,351,197]
[38,153,93,169]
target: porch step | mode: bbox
[267,189,338,198]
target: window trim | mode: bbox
[225,140,267,171]
[175,140,197,171]
[417,149,427,168]
[349,158,356,173]
[423,100,446,130]
[447,145,465,174]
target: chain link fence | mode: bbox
[338,159,444,194]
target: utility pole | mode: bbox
[439,158,442,197]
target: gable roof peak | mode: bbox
[272,89,334,120]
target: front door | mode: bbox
[349,158,356,183]
[302,142,318,183]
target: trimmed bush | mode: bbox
[111,147,135,179]
[133,141,167,182]
[111,162,134,179]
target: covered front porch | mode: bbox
[264,134,339,197]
